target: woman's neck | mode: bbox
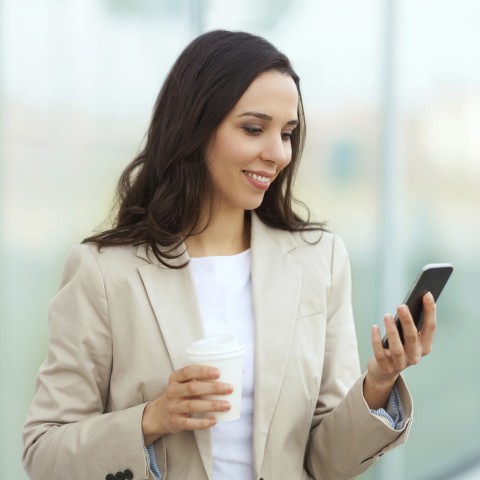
[185,210,251,258]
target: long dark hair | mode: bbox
[84,30,324,267]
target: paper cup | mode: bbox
[186,335,246,421]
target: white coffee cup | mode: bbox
[186,335,246,421]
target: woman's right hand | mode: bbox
[141,365,233,446]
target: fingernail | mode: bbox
[371,325,382,338]
[210,368,220,377]
[425,292,434,302]
[398,304,408,314]
[223,402,231,411]
[225,384,234,393]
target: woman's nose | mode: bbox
[259,136,290,167]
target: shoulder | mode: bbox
[60,243,146,284]
[290,228,335,250]
[289,230,350,278]
[269,225,349,265]
[251,211,349,265]
[65,242,139,265]
[293,229,349,260]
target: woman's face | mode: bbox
[205,69,299,215]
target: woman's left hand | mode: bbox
[363,291,436,410]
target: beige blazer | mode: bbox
[23,213,412,480]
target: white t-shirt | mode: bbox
[189,249,254,480]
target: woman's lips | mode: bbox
[243,170,272,191]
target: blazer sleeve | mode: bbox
[22,244,153,480]
[305,235,413,479]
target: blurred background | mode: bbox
[1,0,479,478]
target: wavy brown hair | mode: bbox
[84,30,324,267]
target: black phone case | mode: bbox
[382,264,453,348]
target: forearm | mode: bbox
[23,404,150,480]
[306,374,412,479]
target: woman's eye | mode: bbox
[242,125,263,135]
[281,131,293,141]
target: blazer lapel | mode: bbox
[136,244,213,478]
[136,244,204,369]
[250,214,302,473]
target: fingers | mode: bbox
[383,313,410,370]
[371,324,387,360]
[380,292,436,362]
[171,364,220,383]
[396,304,422,363]
[168,397,231,417]
[160,364,234,435]
[169,365,233,399]
[383,313,404,354]
[371,322,394,374]
[172,415,217,432]
[418,292,436,352]
[167,375,233,402]
[397,292,436,357]
[366,292,437,398]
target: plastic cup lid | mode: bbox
[187,335,246,356]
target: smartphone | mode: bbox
[382,263,454,348]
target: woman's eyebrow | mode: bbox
[238,111,298,126]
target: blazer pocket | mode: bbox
[297,300,325,319]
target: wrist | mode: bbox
[366,371,398,391]
[363,372,398,410]
[142,400,164,446]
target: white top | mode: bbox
[189,249,254,480]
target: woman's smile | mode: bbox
[242,170,273,190]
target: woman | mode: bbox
[22,30,436,480]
